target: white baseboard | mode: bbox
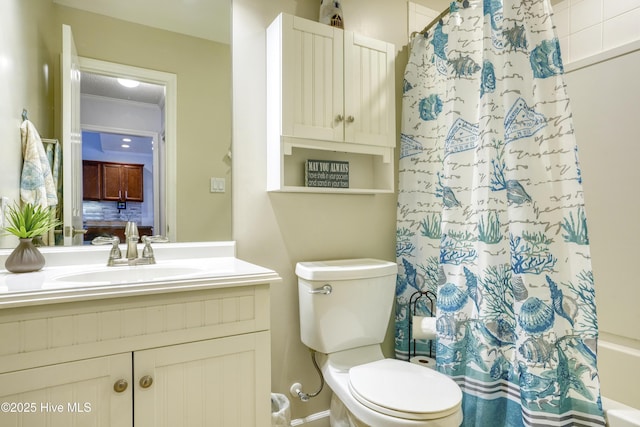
[290,410,331,427]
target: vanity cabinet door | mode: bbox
[134,332,271,427]
[0,353,132,427]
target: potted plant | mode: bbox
[3,202,60,273]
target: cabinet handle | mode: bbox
[335,114,344,122]
[139,375,154,389]
[113,379,128,393]
[346,115,355,123]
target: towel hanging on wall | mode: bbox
[19,120,58,208]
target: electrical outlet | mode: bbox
[209,177,226,193]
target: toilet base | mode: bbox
[330,394,368,427]
[319,350,463,427]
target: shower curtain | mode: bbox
[395,1,604,425]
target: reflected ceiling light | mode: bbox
[122,138,132,142]
[121,144,131,148]
[117,78,140,88]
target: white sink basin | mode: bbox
[52,265,205,285]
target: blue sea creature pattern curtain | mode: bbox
[395,1,604,425]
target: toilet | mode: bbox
[296,259,463,427]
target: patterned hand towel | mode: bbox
[20,120,58,207]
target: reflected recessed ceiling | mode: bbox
[84,131,154,155]
[81,72,165,105]
[52,0,230,44]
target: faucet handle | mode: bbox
[141,236,169,263]
[142,235,169,243]
[92,236,120,246]
[91,236,122,264]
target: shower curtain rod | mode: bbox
[409,0,470,41]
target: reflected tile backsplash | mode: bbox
[83,200,143,223]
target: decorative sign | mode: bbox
[305,160,349,189]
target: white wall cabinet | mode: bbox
[267,13,396,193]
[0,284,271,427]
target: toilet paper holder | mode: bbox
[408,290,436,360]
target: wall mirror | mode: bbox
[0,0,232,248]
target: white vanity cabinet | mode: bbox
[135,333,269,427]
[0,353,132,426]
[267,13,396,193]
[0,282,272,427]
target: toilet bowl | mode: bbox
[296,259,463,427]
[319,346,463,427]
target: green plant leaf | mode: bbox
[2,202,61,239]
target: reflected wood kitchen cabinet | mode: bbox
[82,160,102,200]
[101,162,144,202]
[83,161,144,202]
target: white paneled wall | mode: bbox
[407,2,440,38]
[553,0,640,63]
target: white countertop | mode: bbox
[0,242,281,309]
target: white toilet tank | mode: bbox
[296,259,397,354]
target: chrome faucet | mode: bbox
[124,221,139,260]
[91,223,169,266]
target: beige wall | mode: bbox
[0,0,57,248]
[0,1,232,245]
[232,0,406,419]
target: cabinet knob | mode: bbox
[139,375,154,389]
[335,114,344,122]
[346,115,355,123]
[113,379,128,393]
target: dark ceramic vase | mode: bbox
[5,238,46,273]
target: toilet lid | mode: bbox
[348,359,462,420]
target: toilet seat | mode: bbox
[348,359,462,421]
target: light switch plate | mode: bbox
[210,177,226,193]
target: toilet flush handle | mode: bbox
[309,284,332,295]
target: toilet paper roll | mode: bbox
[412,316,437,340]
[410,356,437,369]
